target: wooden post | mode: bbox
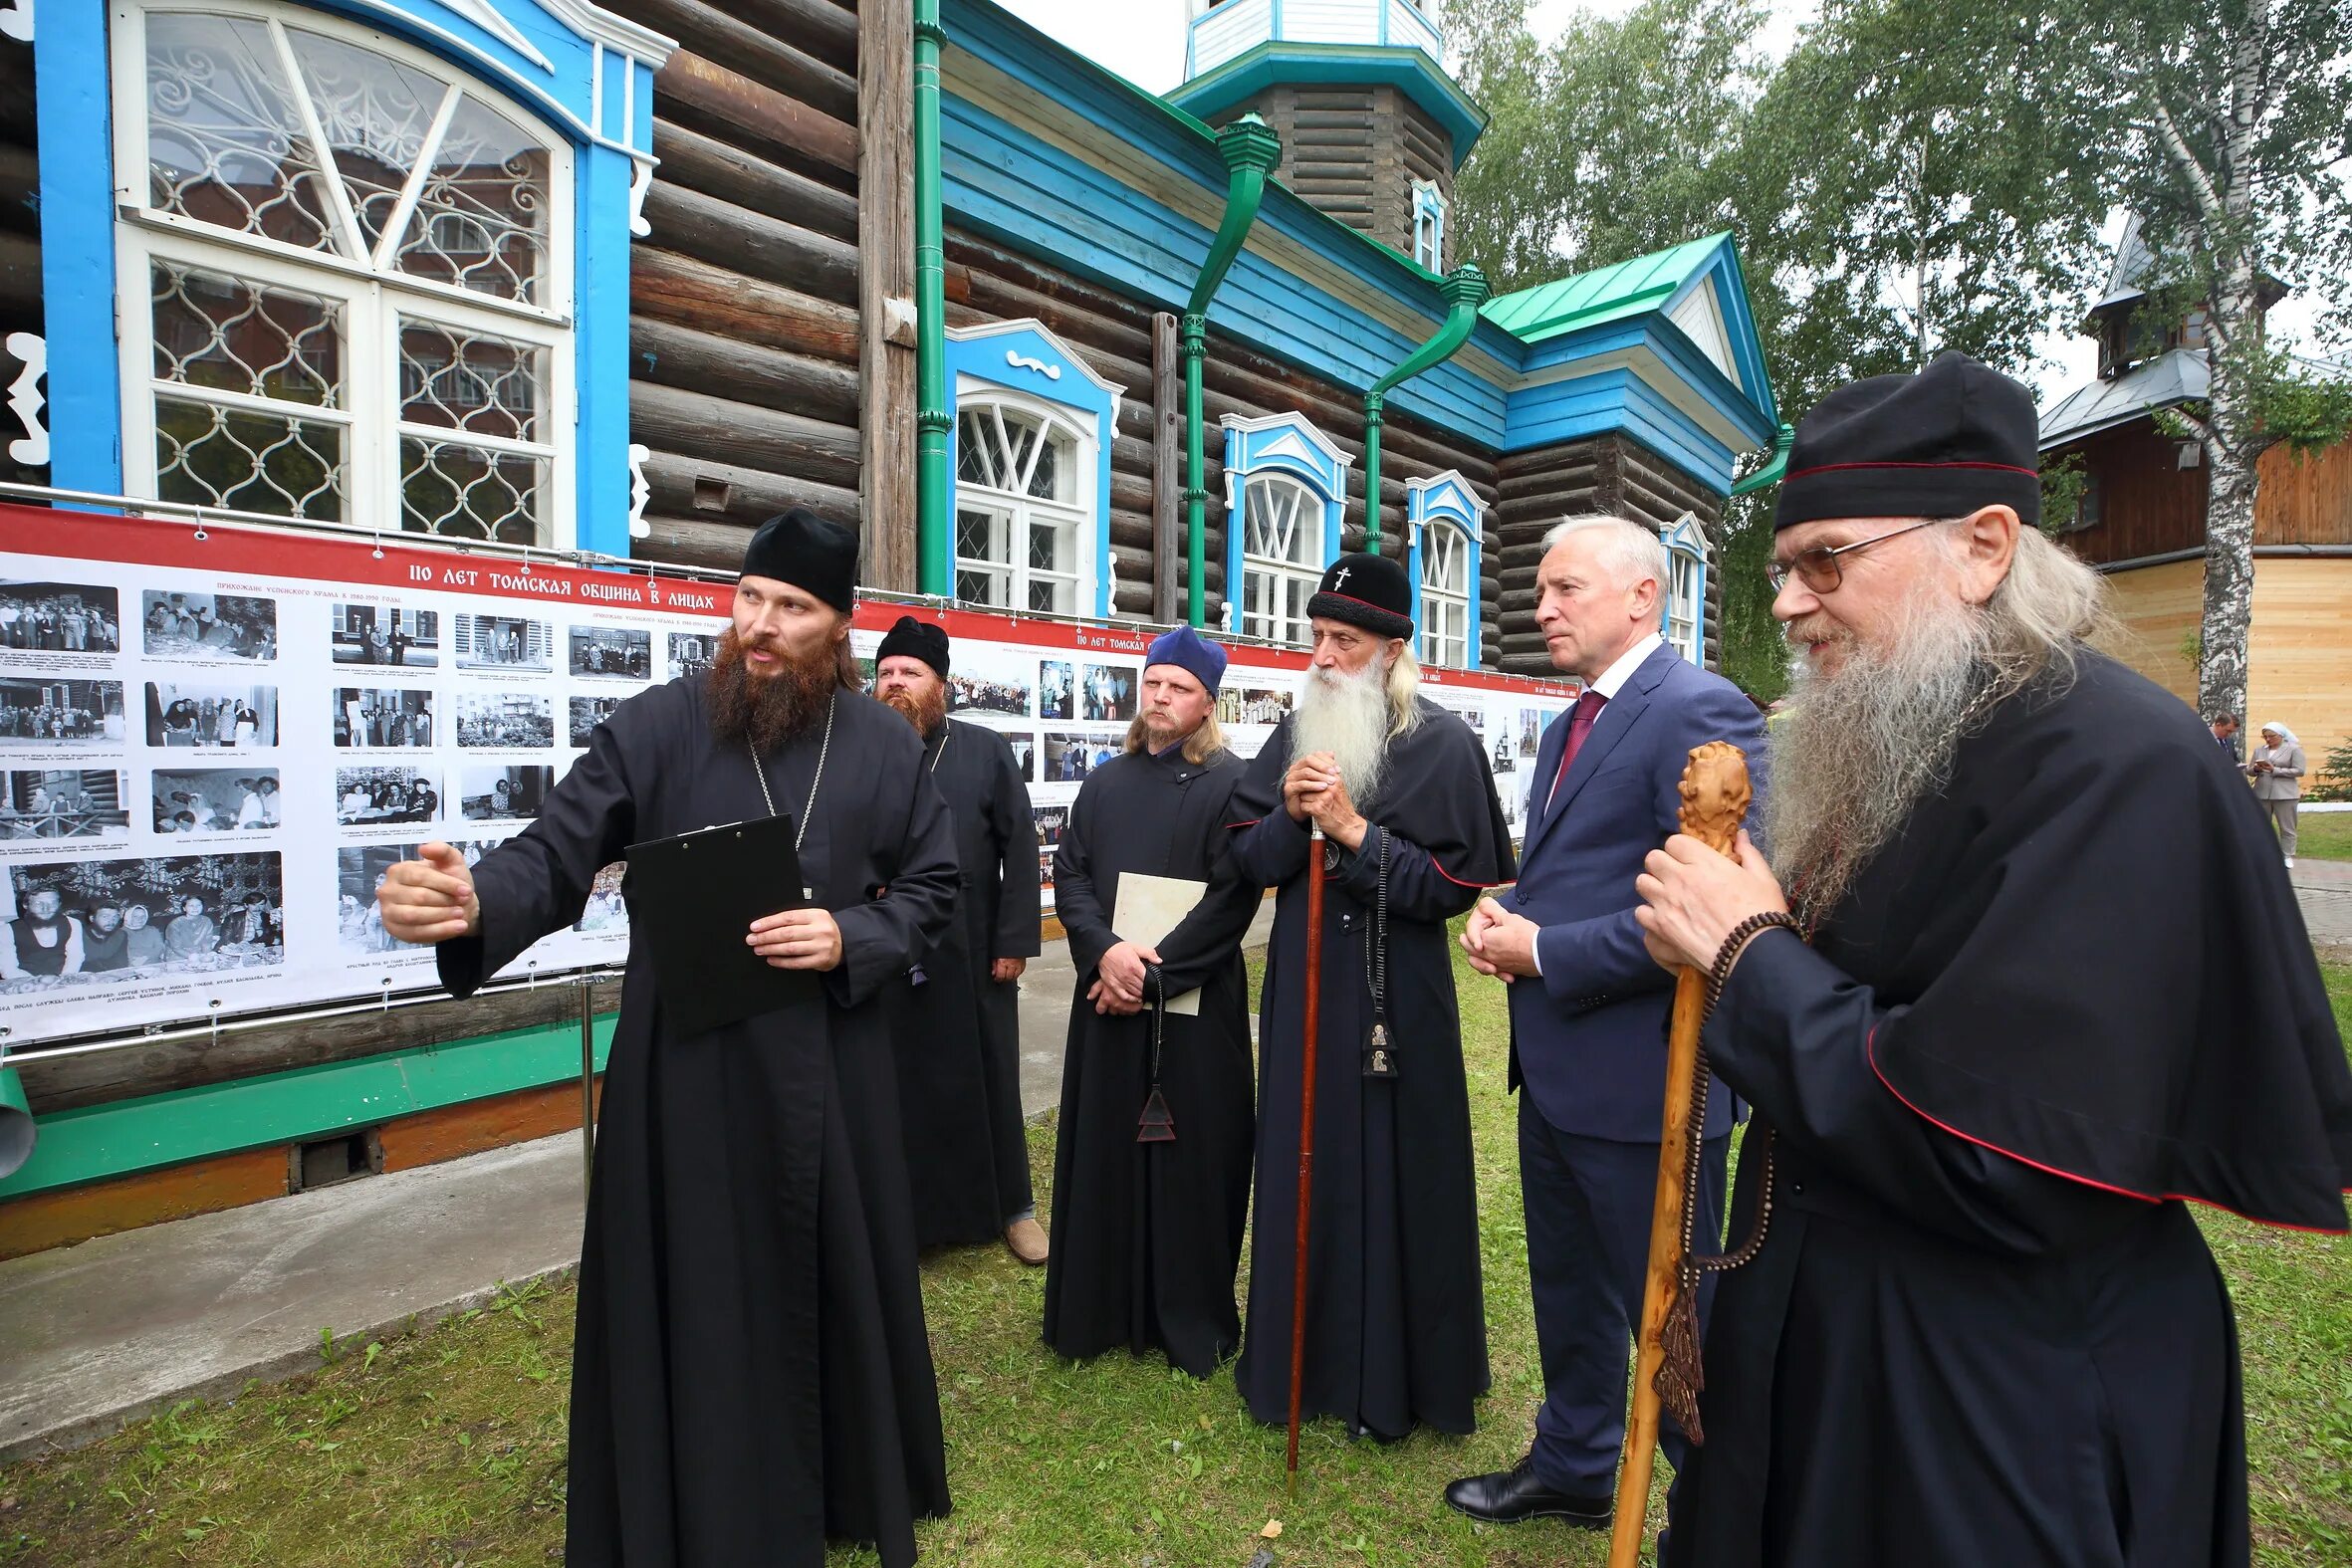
[857,0,918,591]
[1151,313,1181,624]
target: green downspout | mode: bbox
[914,0,950,595]
[1182,115,1283,628]
[1361,264,1491,552]
[1730,422,1794,497]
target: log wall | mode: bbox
[1207,84,1456,271]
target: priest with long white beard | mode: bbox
[1226,553,1516,1441]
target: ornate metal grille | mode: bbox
[285,27,448,255]
[149,260,346,519]
[393,97,551,306]
[143,13,340,253]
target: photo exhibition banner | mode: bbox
[0,505,1577,1042]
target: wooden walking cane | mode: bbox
[1608,742,1753,1568]
[1286,824,1327,1495]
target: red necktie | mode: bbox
[1548,687,1609,812]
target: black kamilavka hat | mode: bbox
[1775,350,2041,531]
[741,508,858,611]
[1305,553,1412,640]
[876,615,950,678]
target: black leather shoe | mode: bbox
[1443,1456,1612,1527]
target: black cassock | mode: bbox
[890,717,1041,1247]
[1043,741,1262,1375]
[1227,698,1516,1437]
[1664,654,2352,1568]
[437,678,959,1568]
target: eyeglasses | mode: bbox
[1766,518,1942,594]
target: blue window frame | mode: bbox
[944,319,1123,619]
[1405,469,1482,668]
[36,0,668,557]
[1412,180,1447,271]
[1659,510,1708,665]
[1220,411,1350,645]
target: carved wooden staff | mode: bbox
[1286,824,1327,1493]
[1608,741,1753,1568]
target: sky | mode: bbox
[989,0,2321,404]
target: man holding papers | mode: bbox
[1042,625,1263,1376]
[377,509,959,1568]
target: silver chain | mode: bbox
[748,691,835,853]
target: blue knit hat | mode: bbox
[1145,625,1228,696]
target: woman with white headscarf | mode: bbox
[2245,721,2306,866]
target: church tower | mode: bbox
[1169,0,1486,272]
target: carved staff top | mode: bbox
[1677,740,1753,856]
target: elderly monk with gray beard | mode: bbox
[1633,353,2352,1568]
[1227,553,1516,1441]
[379,509,959,1568]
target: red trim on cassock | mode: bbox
[1224,817,1263,829]
[1783,459,2037,481]
[1429,854,1504,889]
[1866,1025,2351,1236]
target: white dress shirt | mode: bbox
[1529,632,1661,975]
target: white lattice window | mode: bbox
[1418,523,1470,668]
[955,399,1085,613]
[1240,474,1325,645]
[1667,546,1702,661]
[114,3,575,546]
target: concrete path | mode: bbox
[0,906,1274,1462]
[2291,855,2352,949]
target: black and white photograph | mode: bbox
[0,678,125,746]
[946,652,1034,717]
[575,861,627,933]
[670,632,720,683]
[570,626,651,679]
[570,695,624,746]
[334,688,434,748]
[140,590,278,661]
[331,604,440,667]
[455,613,552,672]
[458,765,553,821]
[1007,737,1036,782]
[152,768,282,834]
[1492,732,1519,777]
[1217,684,1294,727]
[144,682,275,748]
[0,582,120,654]
[0,852,285,988]
[456,692,555,749]
[1038,659,1074,721]
[1078,662,1135,723]
[336,842,423,955]
[1520,707,1547,759]
[336,767,441,826]
[0,769,129,840]
[1042,732,1115,784]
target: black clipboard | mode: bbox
[624,813,818,1035]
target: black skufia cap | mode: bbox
[1775,350,2041,531]
[740,508,858,611]
[876,615,950,678]
[1306,553,1412,640]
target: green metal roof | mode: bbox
[1480,232,1729,343]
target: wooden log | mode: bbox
[0,228,37,316]
[638,182,858,304]
[631,381,862,489]
[1111,470,1153,517]
[859,0,918,592]
[632,317,860,427]
[625,0,857,121]
[1152,313,1182,623]
[637,512,758,572]
[631,247,860,365]
[1113,580,1154,618]
[638,454,862,533]
[652,117,858,242]
[657,48,858,179]
[702,0,857,75]
[1108,510,1154,552]
[19,981,623,1113]
[1110,542,1154,590]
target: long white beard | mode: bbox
[1293,657,1391,804]
[1766,590,1995,928]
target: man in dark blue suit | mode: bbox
[1445,515,1764,1527]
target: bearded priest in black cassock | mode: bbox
[1043,626,1264,1375]
[1636,354,2352,1567]
[872,615,1048,1260]
[378,510,958,1568]
[1228,556,1516,1439]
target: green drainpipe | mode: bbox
[914,0,951,595]
[1182,115,1282,628]
[1362,264,1491,553]
[1731,421,1795,497]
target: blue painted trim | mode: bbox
[574,138,635,558]
[1404,474,1482,667]
[1221,415,1345,640]
[1167,42,1487,167]
[1656,243,1777,429]
[1505,365,1741,491]
[1659,513,1707,664]
[944,325,1119,619]
[36,0,123,498]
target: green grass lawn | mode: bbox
[4,953,2348,1567]
[2298,810,2352,863]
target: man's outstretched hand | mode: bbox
[378,841,481,944]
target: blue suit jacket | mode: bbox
[1505,642,1765,1143]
